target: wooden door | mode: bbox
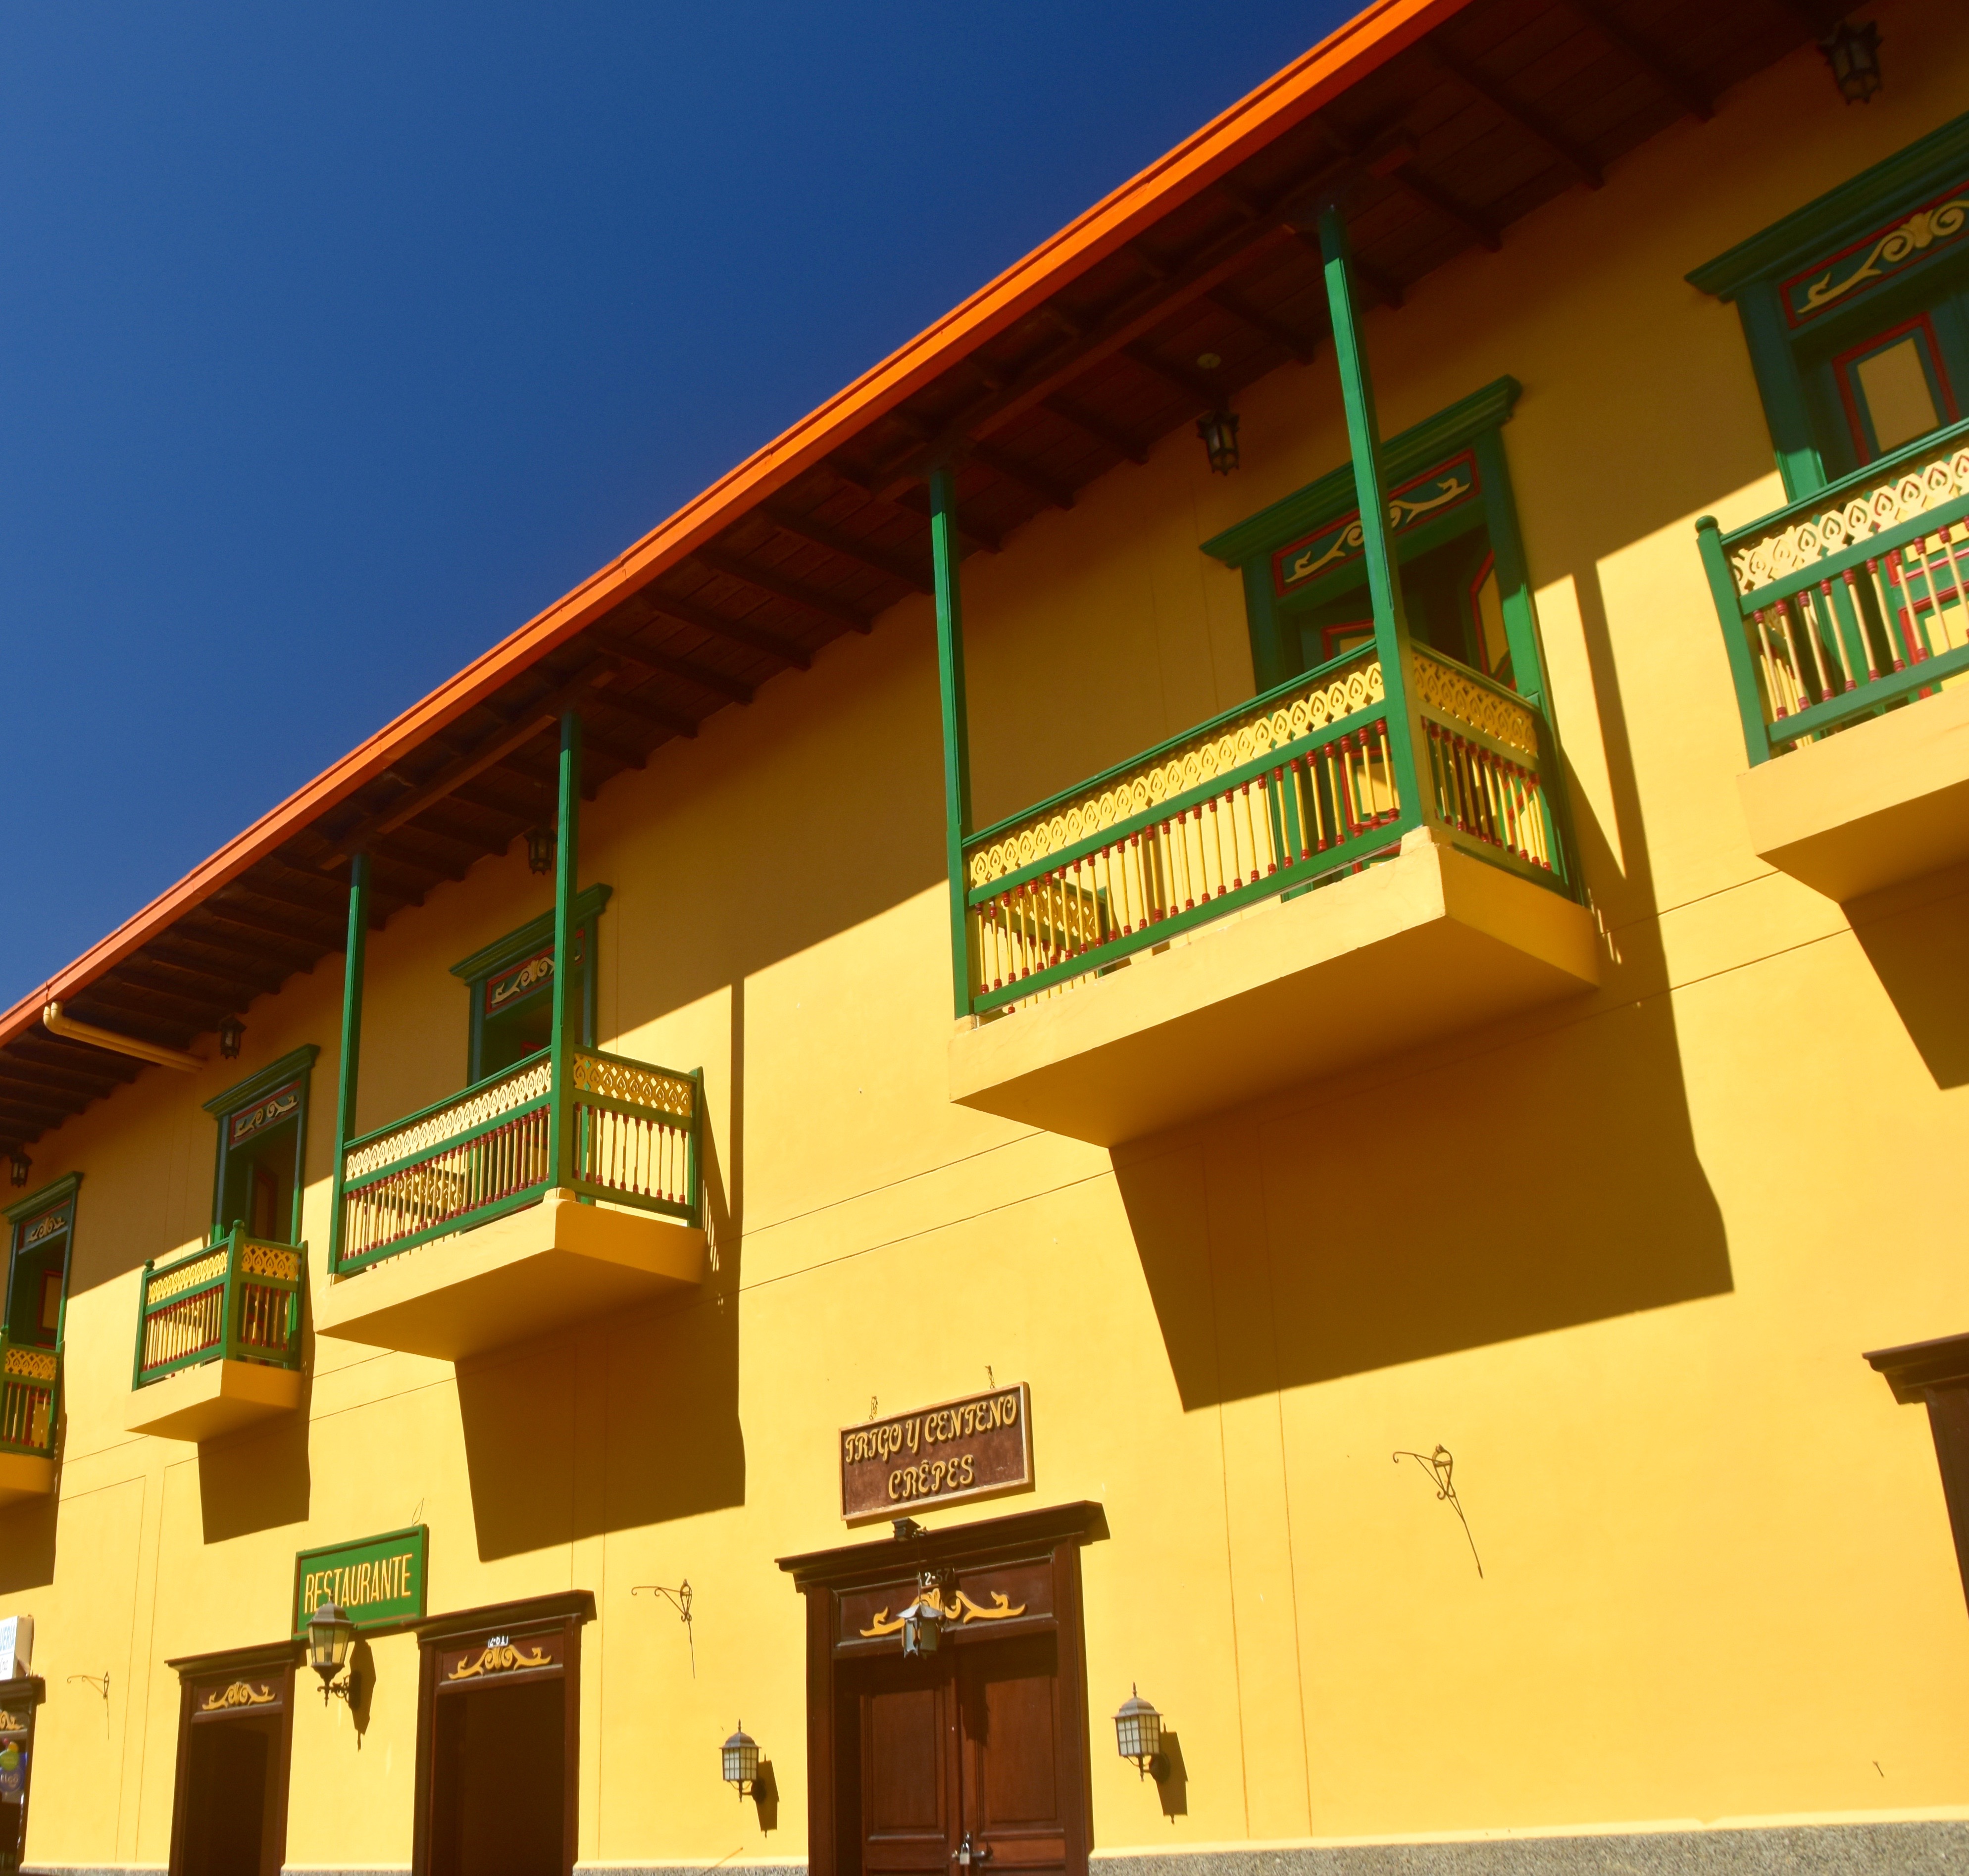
[956,1633,1066,1876]
[849,1632,1070,1876]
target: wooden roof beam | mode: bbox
[1388,163,1502,252]
[635,590,813,670]
[0,1059,123,1102]
[583,628,757,704]
[970,441,1076,511]
[759,503,935,595]
[1565,0,1713,121]
[117,952,280,1006]
[1041,396,1152,465]
[326,662,616,864]
[194,900,339,955]
[692,548,875,634]
[872,131,1417,492]
[595,685,700,741]
[1121,341,1225,405]
[1427,39,1603,189]
[1204,287,1320,363]
[8,1031,143,1080]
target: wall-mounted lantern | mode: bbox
[525,826,557,875]
[306,1601,360,1708]
[722,1723,760,1797]
[1819,18,1882,103]
[1196,409,1241,476]
[217,1017,245,1060]
[6,1149,28,1189]
[1113,1685,1166,1781]
[898,1571,949,1659]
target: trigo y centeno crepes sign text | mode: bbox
[839,1384,1032,1522]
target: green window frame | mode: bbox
[203,1045,319,1246]
[1201,376,1552,707]
[1689,110,1969,497]
[3,1174,82,1353]
[450,884,611,1084]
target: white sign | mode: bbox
[0,1616,33,1681]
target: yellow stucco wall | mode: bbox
[5,0,1969,1864]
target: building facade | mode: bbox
[4,0,1969,1870]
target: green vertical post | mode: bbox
[327,851,370,1275]
[549,708,583,1190]
[929,465,975,1020]
[1316,204,1427,823]
[1695,515,1773,765]
[1738,286,1824,501]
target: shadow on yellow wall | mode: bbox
[1850,862,1969,1090]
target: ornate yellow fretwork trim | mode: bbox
[568,1053,695,1119]
[969,656,1386,889]
[201,1680,276,1711]
[1410,653,1538,755]
[149,1249,228,1304]
[239,1242,302,1284]
[446,1641,551,1681]
[859,1587,1027,1637]
[345,1058,552,1182]
[1798,197,1969,316]
[1731,446,1969,594]
[2,1346,56,1382]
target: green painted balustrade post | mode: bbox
[1695,515,1773,766]
[327,851,370,1276]
[1316,204,1427,825]
[131,1259,154,1391]
[549,708,583,1191]
[218,1225,238,1365]
[930,464,975,1021]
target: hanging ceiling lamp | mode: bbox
[1819,18,1882,103]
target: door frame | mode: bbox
[409,1589,594,1876]
[165,1637,301,1876]
[779,1500,1107,1876]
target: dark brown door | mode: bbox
[957,1633,1065,1876]
[848,1634,1069,1876]
[429,1676,564,1876]
[181,1717,279,1876]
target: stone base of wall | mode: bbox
[1094,1823,1969,1875]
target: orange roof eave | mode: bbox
[0,0,1471,1054]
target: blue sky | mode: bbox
[0,1,1344,1001]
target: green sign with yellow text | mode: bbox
[292,1526,428,1635]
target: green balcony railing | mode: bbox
[1697,417,1969,764]
[0,1334,57,1462]
[132,1225,304,1389]
[959,642,1567,1015]
[331,1044,702,1275]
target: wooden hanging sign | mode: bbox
[840,1384,1032,1522]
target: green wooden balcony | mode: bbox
[0,1334,57,1505]
[948,641,1600,1144]
[314,1043,707,1361]
[1698,417,1969,899]
[123,1225,304,1443]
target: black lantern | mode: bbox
[1819,18,1882,103]
[306,1601,359,1706]
[1114,1685,1166,1781]
[1196,409,1241,476]
[525,826,556,875]
[217,1017,245,1060]
[722,1723,760,1796]
[6,1149,28,1189]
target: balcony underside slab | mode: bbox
[950,826,1600,1146]
[0,1452,53,1507]
[124,1357,303,1443]
[314,1186,706,1362]
[1738,682,1969,900]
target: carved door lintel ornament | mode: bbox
[201,1680,276,1711]
[446,1639,552,1681]
[859,1584,1027,1639]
